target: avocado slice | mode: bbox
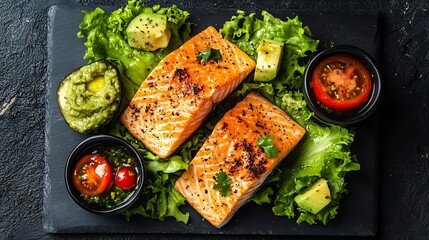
[126,12,171,51]
[254,39,284,82]
[294,178,331,214]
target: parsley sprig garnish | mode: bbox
[196,48,222,64]
[213,171,231,197]
[257,135,279,158]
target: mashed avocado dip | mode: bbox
[58,60,121,133]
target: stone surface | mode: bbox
[0,0,428,239]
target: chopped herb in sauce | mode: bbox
[79,145,139,209]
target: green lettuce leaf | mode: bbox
[221,10,319,89]
[272,124,360,224]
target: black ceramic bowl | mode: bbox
[65,134,145,215]
[303,45,381,126]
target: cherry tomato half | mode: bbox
[115,166,138,190]
[72,154,113,196]
[312,54,372,111]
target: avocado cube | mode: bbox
[294,178,331,214]
[254,39,284,82]
[126,13,171,51]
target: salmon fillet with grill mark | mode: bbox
[174,92,306,228]
[120,26,256,158]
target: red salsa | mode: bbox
[72,145,139,208]
[312,54,372,111]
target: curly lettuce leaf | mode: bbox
[221,10,318,89]
[272,123,360,224]
[122,172,189,223]
[251,169,280,205]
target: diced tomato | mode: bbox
[115,166,138,190]
[72,154,113,196]
[312,54,372,111]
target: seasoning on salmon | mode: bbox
[120,26,256,158]
[174,92,306,228]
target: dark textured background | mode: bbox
[1,0,428,239]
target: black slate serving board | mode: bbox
[44,5,380,236]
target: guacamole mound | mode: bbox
[58,60,121,133]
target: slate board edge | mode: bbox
[43,5,57,233]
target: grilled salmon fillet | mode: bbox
[174,92,306,227]
[120,26,255,158]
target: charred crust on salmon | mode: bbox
[227,157,243,176]
[192,85,202,94]
[174,68,187,78]
[255,121,265,129]
[240,139,267,180]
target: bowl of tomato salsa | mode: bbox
[303,45,381,126]
[65,134,145,215]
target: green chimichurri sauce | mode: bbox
[80,145,139,209]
